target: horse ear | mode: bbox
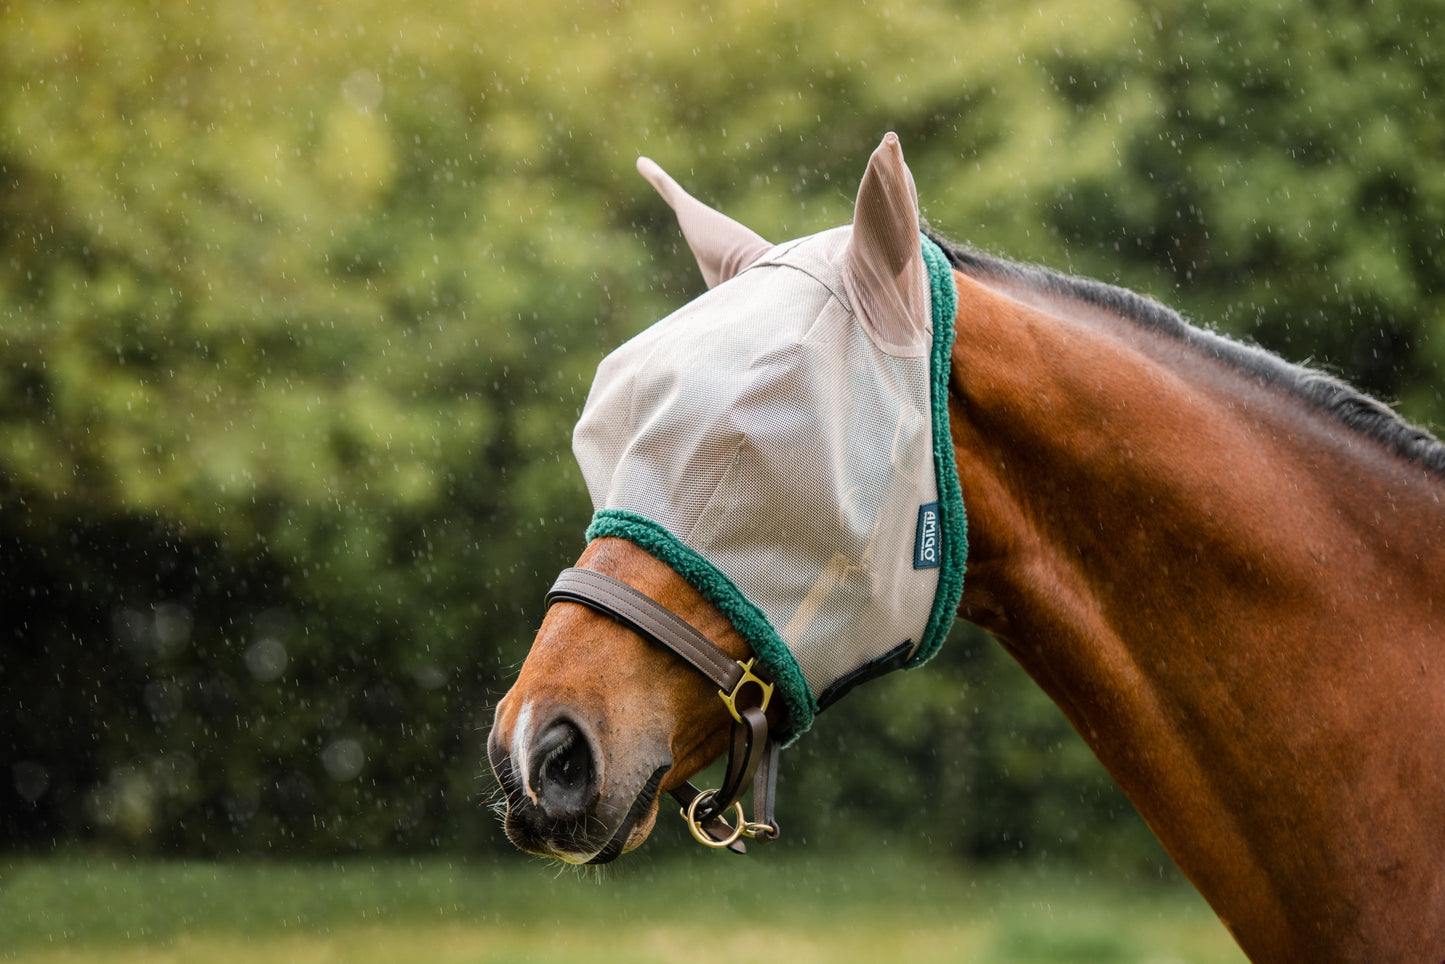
[636,157,772,289]
[844,133,931,355]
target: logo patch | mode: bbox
[913,502,941,569]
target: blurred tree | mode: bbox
[1,0,1438,860]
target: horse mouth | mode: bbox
[488,735,669,864]
[582,764,669,865]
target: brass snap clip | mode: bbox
[718,657,773,725]
[683,793,747,849]
[683,791,778,849]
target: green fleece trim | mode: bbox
[585,510,819,738]
[911,235,968,668]
[583,235,964,734]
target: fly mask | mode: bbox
[550,134,966,850]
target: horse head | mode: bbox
[487,134,965,863]
[485,128,1445,961]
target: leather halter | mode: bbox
[546,567,780,856]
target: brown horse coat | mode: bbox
[489,135,1445,963]
[940,241,1445,960]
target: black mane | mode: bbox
[926,230,1445,478]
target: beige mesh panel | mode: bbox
[574,227,939,698]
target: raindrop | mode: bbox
[89,766,158,838]
[155,753,198,797]
[322,738,366,781]
[152,602,193,657]
[342,69,384,113]
[112,607,149,649]
[143,679,185,722]
[245,637,289,682]
[13,761,50,803]
[411,664,448,690]
[225,785,260,825]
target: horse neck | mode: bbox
[945,268,1445,961]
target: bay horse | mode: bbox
[487,133,1445,962]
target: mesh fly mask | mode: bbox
[545,135,966,852]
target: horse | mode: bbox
[487,133,1445,963]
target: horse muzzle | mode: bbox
[487,709,669,864]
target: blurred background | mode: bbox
[0,0,1440,954]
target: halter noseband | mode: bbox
[546,567,780,857]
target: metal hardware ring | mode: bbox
[683,793,746,849]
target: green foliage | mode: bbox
[1,0,1440,861]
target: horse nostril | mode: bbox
[530,718,598,820]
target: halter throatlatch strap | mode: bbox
[545,567,780,855]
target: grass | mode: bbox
[0,848,1245,964]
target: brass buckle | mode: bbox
[718,658,773,725]
[682,791,777,849]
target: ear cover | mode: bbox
[637,157,772,289]
[843,132,931,357]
